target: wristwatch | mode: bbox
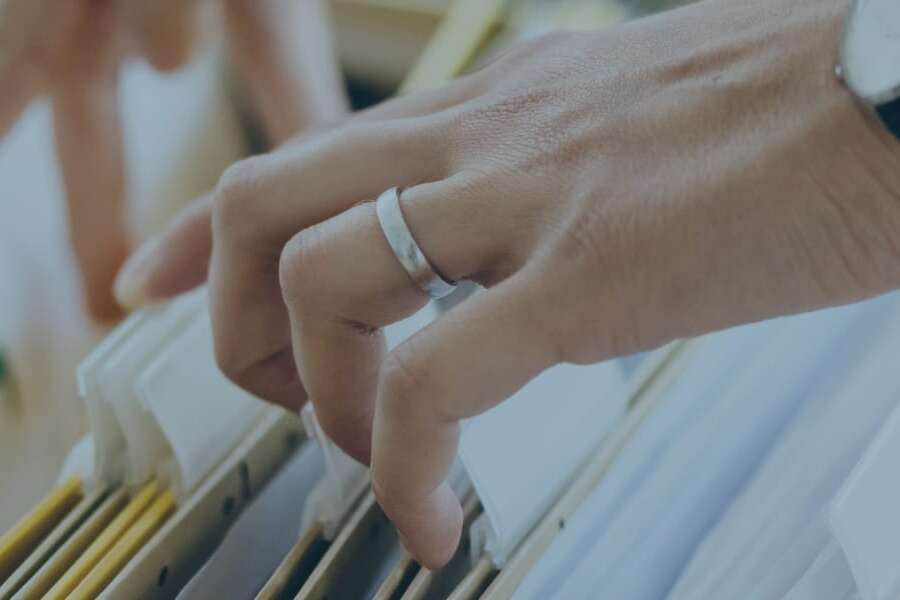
[840,0,900,139]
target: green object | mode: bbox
[0,349,20,413]
[0,351,9,394]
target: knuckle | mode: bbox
[545,214,642,364]
[378,350,430,421]
[352,118,451,181]
[371,475,406,519]
[278,226,327,307]
[212,157,268,238]
[212,327,246,386]
[317,411,373,465]
[560,209,607,262]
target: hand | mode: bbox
[115,0,900,567]
[1,0,347,321]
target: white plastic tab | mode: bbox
[785,540,857,600]
[464,359,626,566]
[300,405,369,539]
[138,312,269,497]
[831,401,900,600]
[57,434,96,485]
[96,290,204,487]
[78,288,268,498]
[78,310,149,487]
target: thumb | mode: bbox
[114,193,213,310]
[371,275,559,569]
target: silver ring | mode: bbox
[375,187,457,299]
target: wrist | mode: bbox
[694,0,900,298]
[750,0,900,207]
[817,25,900,294]
[835,0,900,204]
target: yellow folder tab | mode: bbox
[0,476,82,581]
[0,490,107,600]
[43,480,158,600]
[12,488,128,600]
[68,490,176,600]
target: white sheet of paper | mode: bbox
[517,298,881,600]
[465,359,626,566]
[668,292,900,600]
[784,540,858,600]
[830,376,900,600]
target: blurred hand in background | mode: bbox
[0,0,348,322]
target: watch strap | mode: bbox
[876,96,900,140]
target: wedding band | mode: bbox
[375,187,457,299]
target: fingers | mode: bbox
[276,175,497,462]
[278,201,426,463]
[222,0,348,142]
[126,0,198,71]
[209,119,447,410]
[372,277,560,568]
[275,176,555,568]
[115,193,214,309]
[51,51,129,322]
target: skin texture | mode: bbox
[0,0,347,321]
[116,0,900,568]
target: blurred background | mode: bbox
[0,0,684,531]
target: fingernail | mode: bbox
[113,237,160,310]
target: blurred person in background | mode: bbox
[0,0,348,322]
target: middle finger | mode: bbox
[278,177,493,464]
